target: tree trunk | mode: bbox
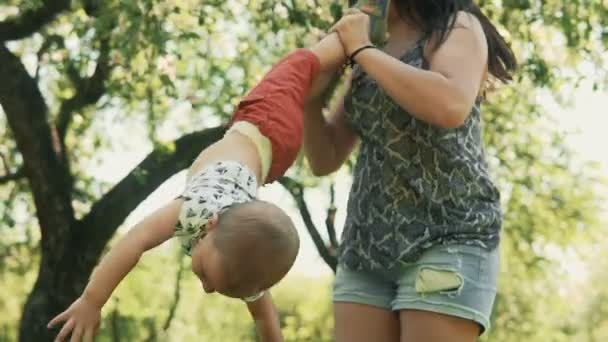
[20,249,92,341]
[12,128,225,341]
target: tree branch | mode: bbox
[82,0,103,17]
[163,255,185,331]
[0,43,74,242]
[0,168,25,184]
[56,38,111,141]
[325,182,338,249]
[0,151,25,184]
[79,126,227,261]
[35,34,64,80]
[0,0,71,42]
[110,299,122,342]
[279,177,337,272]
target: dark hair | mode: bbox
[212,200,299,297]
[352,0,517,83]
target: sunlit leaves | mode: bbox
[0,0,607,340]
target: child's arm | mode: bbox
[47,200,182,342]
[246,292,284,342]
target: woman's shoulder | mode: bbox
[454,10,484,29]
[423,10,487,59]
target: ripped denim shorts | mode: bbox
[333,244,500,333]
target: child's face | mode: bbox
[191,232,263,299]
[190,234,226,295]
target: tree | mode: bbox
[0,0,606,341]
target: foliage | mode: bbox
[0,0,607,341]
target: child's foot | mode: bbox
[353,0,391,46]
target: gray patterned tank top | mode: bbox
[340,39,502,271]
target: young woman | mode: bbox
[304,1,517,341]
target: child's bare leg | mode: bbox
[306,32,347,101]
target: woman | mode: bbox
[303,1,517,341]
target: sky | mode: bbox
[94,80,607,280]
[545,85,607,171]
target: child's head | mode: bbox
[190,200,299,299]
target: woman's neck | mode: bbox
[388,16,421,42]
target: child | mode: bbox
[47,2,390,341]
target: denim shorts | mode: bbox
[333,244,500,333]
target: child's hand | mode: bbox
[47,296,101,342]
[247,292,284,342]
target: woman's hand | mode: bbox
[47,296,101,342]
[330,9,372,55]
[340,11,489,128]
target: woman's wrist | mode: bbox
[348,43,376,67]
[346,39,373,55]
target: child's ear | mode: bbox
[206,213,219,230]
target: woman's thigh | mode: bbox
[335,303,400,342]
[333,265,400,342]
[399,309,479,342]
